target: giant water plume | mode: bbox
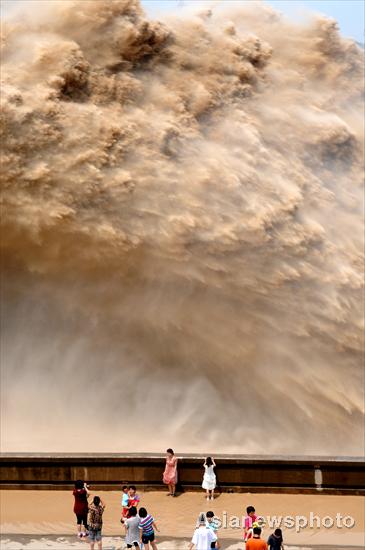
[1,0,364,454]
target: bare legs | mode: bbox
[89,542,102,550]
[167,483,176,496]
[77,516,88,537]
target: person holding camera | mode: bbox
[72,480,90,538]
[88,495,106,550]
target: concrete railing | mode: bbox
[0,453,364,494]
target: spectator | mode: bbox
[72,480,89,538]
[128,485,140,514]
[206,510,220,549]
[267,528,284,550]
[163,448,178,497]
[88,496,105,550]
[139,507,159,550]
[244,506,258,542]
[121,485,129,519]
[189,513,217,550]
[245,527,268,550]
[202,457,216,501]
[123,505,141,549]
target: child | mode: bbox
[72,480,90,538]
[123,506,141,549]
[128,485,140,512]
[139,507,159,550]
[267,528,284,550]
[206,510,220,549]
[244,506,257,542]
[121,485,129,519]
[88,496,106,550]
[202,457,216,501]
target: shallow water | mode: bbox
[1,490,364,548]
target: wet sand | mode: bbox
[0,534,363,550]
[1,490,364,548]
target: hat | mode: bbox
[198,512,206,526]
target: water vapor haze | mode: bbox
[1,0,364,455]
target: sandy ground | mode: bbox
[0,490,364,549]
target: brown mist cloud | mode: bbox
[1,0,364,454]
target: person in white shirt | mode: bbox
[189,513,217,550]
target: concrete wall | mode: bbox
[1,454,364,494]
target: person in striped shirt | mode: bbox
[139,507,159,550]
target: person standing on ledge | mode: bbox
[163,448,178,496]
[202,457,216,501]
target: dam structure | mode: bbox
[1,453,364,495]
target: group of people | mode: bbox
[242,506,283,550]
[73,480,158,550]
[189,505,283,550]
[72,480,105,549]
[72,450,284,550]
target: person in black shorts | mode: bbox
[139,507,159,550]
[72,480,90,538]
[122,506,141,548]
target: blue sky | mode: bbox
[142,0,364,43]
[1,0,364,43]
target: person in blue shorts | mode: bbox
[88,496,105,550]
